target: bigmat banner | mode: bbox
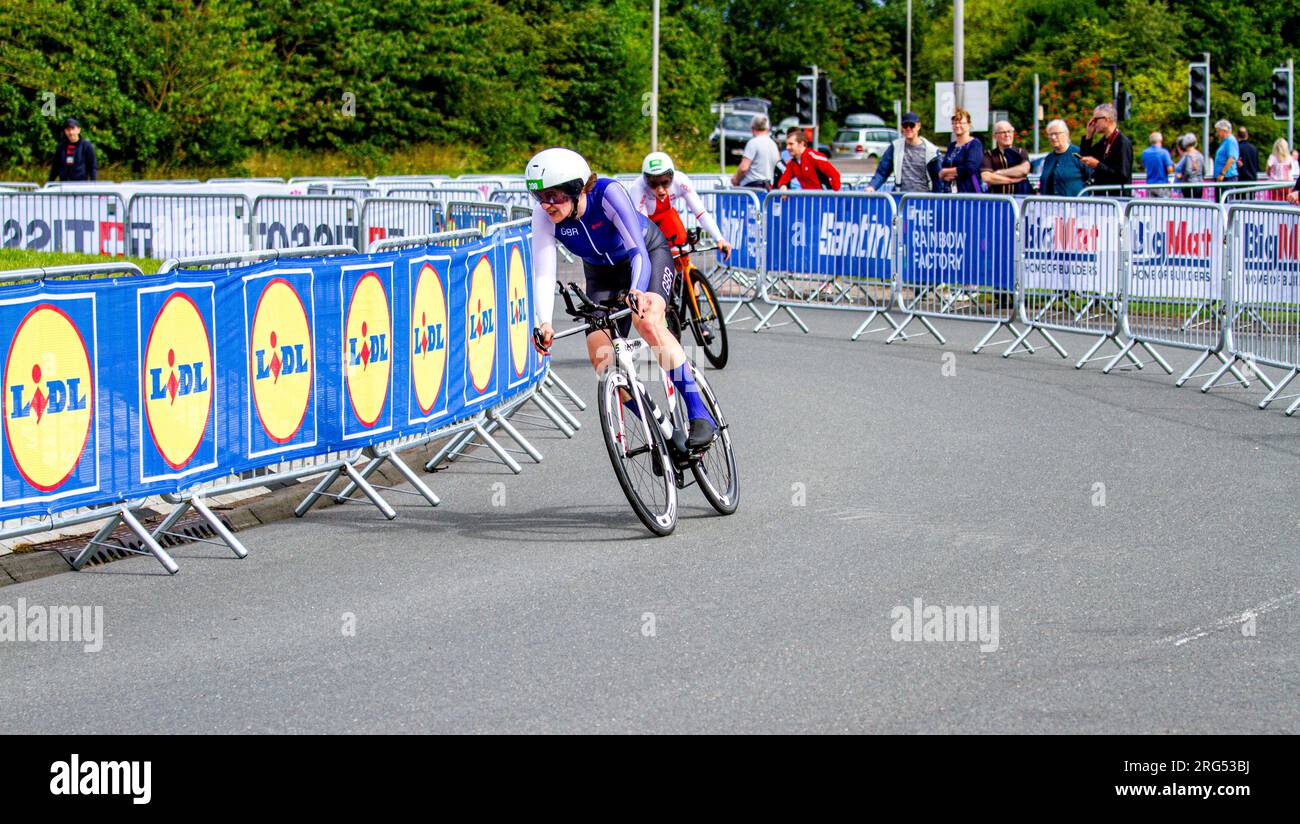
[1125,202,1225,301]
[0,222,539,521]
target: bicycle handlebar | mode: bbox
[536,283,635,350]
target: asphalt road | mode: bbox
[1,308,1296,733]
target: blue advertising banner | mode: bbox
[898,196,1016,289]
[703,190,763,272]
[0,225,537,521]
[763,192,894,280]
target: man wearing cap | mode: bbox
[48,118,97,182]
[864,112,943,193]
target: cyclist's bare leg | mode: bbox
[629,291,687,373]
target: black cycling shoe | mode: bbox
[686,417,717,450]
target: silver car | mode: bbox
[831,127,900,160]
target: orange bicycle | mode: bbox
[666,227,729,369]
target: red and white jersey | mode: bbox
[629,171,725,245]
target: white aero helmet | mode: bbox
[524,147,592,200]
[642,151,675,177]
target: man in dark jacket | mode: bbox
[1237,127,1260,182]
[48,118,97,182]
[1078,103,1132,195]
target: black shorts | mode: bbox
[581,221,676,337]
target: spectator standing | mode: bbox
[1237,127,1260,182]
[1079,103,1133,195]
[938,108,984,193]
[47,117,97,182]
[731,115,781,191]
[1038,120,1090,197]
[1211,119,1239,201]
[1265,139,1298,201]
[1174,134,1206,200]
[1140,132,1175,197]
[980,120,1032,195]
[865,112,943,193]
[775,130,841,190]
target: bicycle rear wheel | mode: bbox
[597,366,677,536]
[689,368,738,515]
[686,270,728,369]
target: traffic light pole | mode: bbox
[812,64,820,148]
[1289,58,1295,157]
[1202,52,1211,165]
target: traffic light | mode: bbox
[1188,63,1209,118]
[1116,87,1133,121]
[1272,66,1292,120]
[821,75,838,113]
[796,77,815,123]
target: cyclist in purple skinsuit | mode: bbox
[527,147,716,449]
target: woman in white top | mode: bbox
[1266,139,1299,180]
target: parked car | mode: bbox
[843,112,886,128]
[831,127,900,160]
[708,97,771,161]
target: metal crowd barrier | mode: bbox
[490,188,534,209]
[1082,179,1277,202]
[691,189,765,328]
[208,177,285,184]
[1222,182,1298,203]
[0,262,186,573]
[1119,199,1249,386]
[1205,203,1300,412]
[382,184,437,198]
[0,190,128,255]
[124,192,253,259]
[359,197,444,250]
[1012,197,1130,366]
[432,186,489,203]
[0,181,40,191]
[252,194,359,251]
[757,190,895,336]
[333,185,381,203]
[893,193,1026,352]
[445,200,508,233]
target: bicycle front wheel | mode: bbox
[689,368,739,515]
[687,270,728,369]
[597,366,677,536]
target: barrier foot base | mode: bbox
[544,371,587,411]
[754,303,808,334]
[1202,354,1261,393]
[489,407,544,463]
[974,321,1035,355]
[1285,395,1300,417]
[529,392,576,438]
[724,299,764,329]
[1258,368,1298,409]
[470,421,523,474]
[67,506,179,574]
[1004,325,1068,359]
[152,497,248,559]
[294,466,345,517]
[539,387,581,431]
[1138,341,1174,375]
[1101,339,1143,373]
[849,310,902,342]
[342,462,397,520]
[1175,350,1212,387]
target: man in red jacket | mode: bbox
[775,129,841,191]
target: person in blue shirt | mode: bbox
[1212,120,1239,202]
[1038,119,1090,197]
[527,147,716,448]
[938,108,985,193]
[1140,132,1175,197]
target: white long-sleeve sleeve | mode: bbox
[530,206,557,326]
[675,173,724,244]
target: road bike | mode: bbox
[665,227,729,369]
[541,284,739,536]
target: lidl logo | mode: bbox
[507,245,529,379]
[466,254,497,393]
[249,277,314,445]
[411,262,449,416]
[142,291,213,470]
[3,302,94,493]
[343,271,392,428]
